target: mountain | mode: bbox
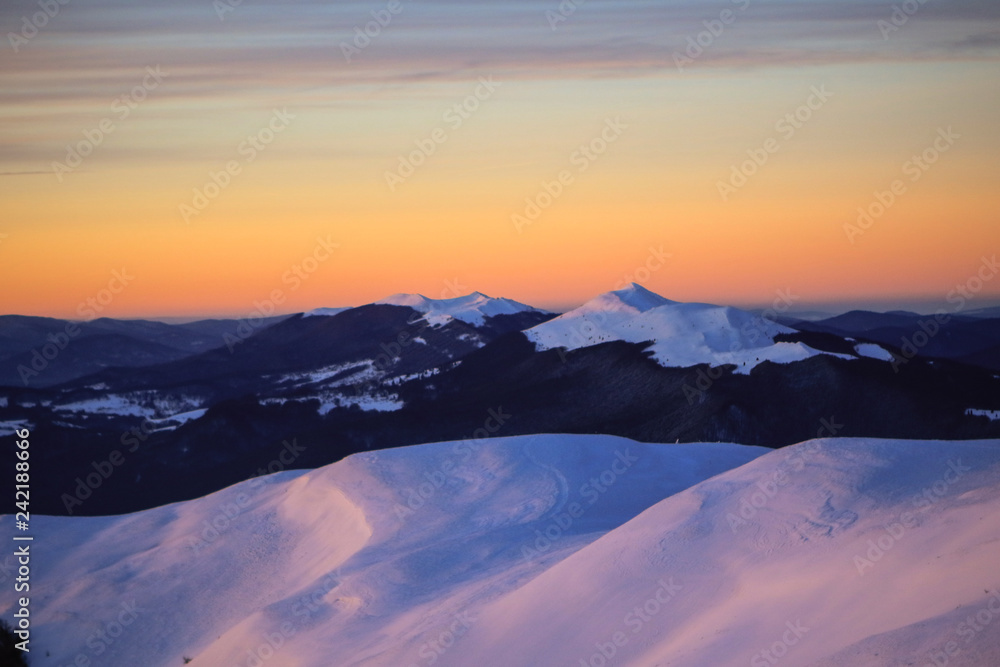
[801,309,925,334]
[525,283,849,374]
[5,434,997,666]
[376,291,547,327]
[3,286,1000,516]
[962,305,1000,319]
[303,307,351,318]
[0,314,290,387]
[796,309,1000,372]
[0,295,555,413]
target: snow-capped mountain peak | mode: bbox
[581,282,677,315]
[302,306,351,318]
[377,292,434,308]
[376,291,543,327]
[526,285,852,374]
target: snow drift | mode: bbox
[3,434,999,667]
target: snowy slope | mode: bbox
[376,291,544,327]
[1,435,763,667]
[448,438,1000,667]
[4,435,999,667]
[300,292,539,326]
[302,306,351,318]
[854,342,895,362]
[525,283,853,374]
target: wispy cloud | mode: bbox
[2,0,998,172]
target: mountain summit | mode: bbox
[525,284,847,374]
[376,291,545,327]
[579,282,677,314]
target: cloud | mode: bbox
[2,0,998,171]
[3,0,999,102]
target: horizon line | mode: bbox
[4,292,1000,324]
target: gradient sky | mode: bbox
[1,0,999,319]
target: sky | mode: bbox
[1,0,999,319]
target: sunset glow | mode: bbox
[2,1,999,318]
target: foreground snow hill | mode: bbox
[4,435,1000,666]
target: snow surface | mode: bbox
[52,392,202,419]
[262,391,404,414]
[0,419,29,436]
[447,437,1000,667]
[317,393,403,414]
[53,394,158,418]
[4,435,999,666]
[302,307,351,318]
[146,409,208,432]
[967,408,1000,422]
[854,342,896,362]
[377,291,542,327]
[275,360,378,389]
[525,284,851,374]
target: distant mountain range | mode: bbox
[2,287,998,515]
[0,314,291,387]
[789,308,1000,372]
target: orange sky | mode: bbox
[1,3,999,319]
